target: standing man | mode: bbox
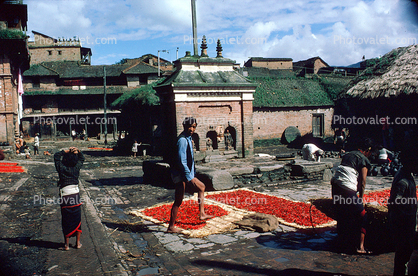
[167,117,213,233]
[33,133,39,155]
[54,147,85,250]
[389,146,418,275]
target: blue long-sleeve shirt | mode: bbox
[176,132,195,182]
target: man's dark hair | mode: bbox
[358,137,373,151]
[62,152,79,167]
[182,117,197,127]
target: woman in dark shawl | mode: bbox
[54,147,85,250]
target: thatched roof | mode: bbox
[343,45,418,99]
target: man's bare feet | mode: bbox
[59,245,70,251]
[199,214,214,220]
[356,248,372,255]
[166,227,182,233]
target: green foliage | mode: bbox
[114,58,128,65]
[254,138,282,147]
[363,58,379,68]
[250,76,333,107]
[111,78,164,108]
[319,77,351,100]
[0,29,26,39]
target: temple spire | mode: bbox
[216,39,223,58]
[200,35,208,57]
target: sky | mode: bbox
[25,0,418,66]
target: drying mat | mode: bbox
[130,188,336,237]
[129,197,254,238]
[0,162,25,173]
[205,188,336,229]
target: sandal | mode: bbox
[356,248,373,255]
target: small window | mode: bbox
[58,50,62,55]
[312,114,324,137]
[48,50,52,56]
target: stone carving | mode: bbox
[206,137,213,150]
[224,129,233,150]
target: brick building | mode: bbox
[155,39,257,158]
[244,57,293,70]
[246,68,334,140]
[28,31,92,65]
[0,1,30,145]
[293,56,329,76]
[21,58,167,140]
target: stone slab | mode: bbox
[322,168,333,181]
[196,168,234,191]
[204,154,227,163]
[226,166,254,176]
[257,164,284,172]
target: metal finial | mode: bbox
[216,39,223,58]
[200,35,208,57]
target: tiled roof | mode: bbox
[23,61,127,78]
[157,70,256,88]
[248,57,293,62]
[23,60,161,78]
[23,86,132,95]
[123,61,159,74]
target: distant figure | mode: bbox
[80,129,86,141]
[33,133,39,155]
[132,140,140,158]
[0,148,4,160]
[15,136,24,154]
[54,147,85,251]
[389,146,418,275]
[71,129,77,141]
[334,128,346,154]
[167,117,213,233]
[224,129,234,150]
[376,144,393,165]
[302,143,324,162]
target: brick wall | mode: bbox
[314,59,328,74]
[173,100,254,157]
[0,58,18,144]
[29,47,81,65]
[253,107,334,140]
[252,60,293,70]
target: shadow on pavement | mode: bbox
[256,228,340,254]
[88,176,173,189]
[1,237,61,249]
[256,226,393,256]
[192,259,348,276]
[102,220,153,234]
[82,150,117,158]
[88,176,143,187]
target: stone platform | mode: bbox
[142,153,334,191]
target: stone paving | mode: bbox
[0,142,404,275]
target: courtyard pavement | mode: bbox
[0,141,401,275]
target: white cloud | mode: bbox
[24,0,418,66]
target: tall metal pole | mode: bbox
[158,50,161,77]
[191,0,198,56]
[103,66,107,145]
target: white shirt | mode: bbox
[34,136,39,147]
